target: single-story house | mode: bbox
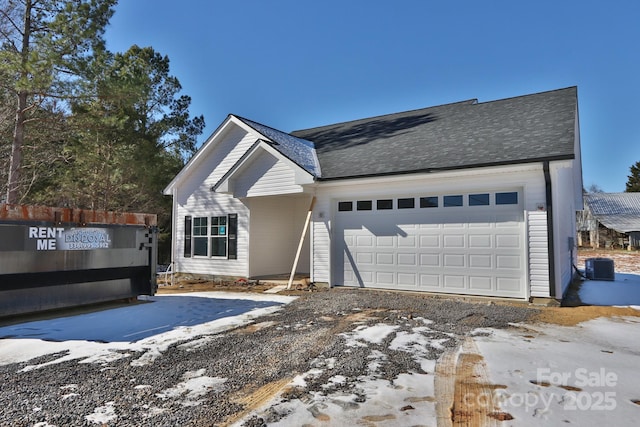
[163,86,582,300]
[578,192,640,249]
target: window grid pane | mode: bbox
[397,198,415,209]
[193,217,208,236]
[469,193,490,206]
[193,237,208,256]
[357,200,372,211]
[496,192,518,205]
[377,199,393,210]
[444,195,463,207]
[338,201,353,211]
[211,237,227,257]
[420,196,438,208]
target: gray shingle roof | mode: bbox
[584,193,640,233]
[291,87,578,180]
[236,116,321,177]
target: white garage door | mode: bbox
[333,192,526,298]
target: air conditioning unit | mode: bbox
[585,258,615,281]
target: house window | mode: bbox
[397,198,415,209]
[377,199,393,210]
[496,192,518,205]
[193,217,208,256]
[189,214,236,258]
[210,216,227,257]
[443,195,463,207]
[420,196,438,208]
[338,201,353,212]
[357,200,372,211]
[469,193,490,206]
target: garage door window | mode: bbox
[420,196,438,208]
[338,201,353,211]
[469,193,490,206]
[398,198,415,209]
[377,199,393,210]
[357,200,372,211]
[443,195,463,207]
[496,192,518,205]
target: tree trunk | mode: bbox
[6,92,27,204]
[5,0,32,204]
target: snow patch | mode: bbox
[85,401,117,425]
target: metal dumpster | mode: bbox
[0,204,158,317]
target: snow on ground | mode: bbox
[474,316,640,426]
[2,277,640,425]
[0,292,295,369]
[579,273,640,308]
[237,321,441,427]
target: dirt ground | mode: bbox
[577,247,640,274]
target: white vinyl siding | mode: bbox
[528,211,550,297]
[552,161,580,296]
[233,150,304,197]
[248,196,312,277]
[172,121,258,277]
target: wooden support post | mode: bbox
[288,196,316,290]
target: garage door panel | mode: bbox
[444,254,465,267]
[398,235,417,248]
[356,252,374,265]
[377,236,394,247]
[398,253,417,266]
[420,274,440,287]
[444,235,465,248]
[444,275,465,288]
[376,253,394,265]
[496,255,521,269]
[420,253,440,266]
[496,233,520,247]
[469,234,492,248]
[420,235,440,248]
[469,254,492,268]
[469,276,492,290]
[398,273,417,286]
[376,272,394,285]
[357,235,374,247]
[497,277,521,292]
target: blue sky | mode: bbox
[105,0,640,192]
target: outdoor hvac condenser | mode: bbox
[0,204,158,317]
[585,258,615,281]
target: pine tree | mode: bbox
[627,161,640,192]
[0,0,116,203]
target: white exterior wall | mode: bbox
[551,160,580,297]
[311,164,550,297]
[172,124,259,277]
[233,150,305,197]
[248,195,312,277]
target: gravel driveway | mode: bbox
[0,289,538,426]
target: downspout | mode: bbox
[543,161,556,298]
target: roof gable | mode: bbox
[163,115,319,196]
[213,140,314,196]
[291,87,578,180]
